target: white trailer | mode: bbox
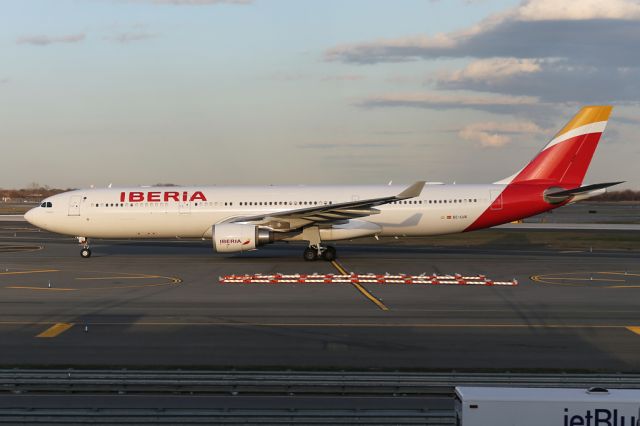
[455,387,640,426]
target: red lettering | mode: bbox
[190,191,207,202]
[164,192,179,202]
[129,192,144,202]
[125,191,205,203]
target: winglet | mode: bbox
[396,181,425,199]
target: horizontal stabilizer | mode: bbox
[544,181,624,202]
[545,181,624,198]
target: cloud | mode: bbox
[325,0,640,67]
[16,33,86,46]
[458,121,544,147]
[150,0,251,4]
[268,72,310,81]
[299,142,394,149]
[320,74,365,82]
[439,57,544,84]
[436,59,640,103]
[515,0,640,21]
[327,0,640,106]
[357,92,539,114]
[106,32,157,44]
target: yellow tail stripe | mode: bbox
[555,105,612,137]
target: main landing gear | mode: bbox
[77,237,91,258]
[303,245,337,262]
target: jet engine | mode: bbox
[212,223,274,253]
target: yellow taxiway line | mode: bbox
[6,286,76,291]
[0,320,638,331]
[531,271,640,288]
[0,269,59,276]
[36,323,74,338]
[331,260,389,311]
[0,320,633,329]
[626,326,640,336]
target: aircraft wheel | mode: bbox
[303,247,318,261]
[322,246,337,262]
[81,248,92,258]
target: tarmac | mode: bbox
[1,220,640,372]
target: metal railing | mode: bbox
[1,369,639,396]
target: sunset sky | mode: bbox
[2,0,639,188]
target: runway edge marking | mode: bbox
[331,260,389,311]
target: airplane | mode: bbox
[25,105,622,261]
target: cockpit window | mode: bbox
[46,202,52,208]
[40,202,53,208]
[40,202,46,207]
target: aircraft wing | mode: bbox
[226,181,425,231]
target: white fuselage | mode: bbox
[26,183,507,240]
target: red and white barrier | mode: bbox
[219,273,518,286]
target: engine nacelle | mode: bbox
[212,223,273,253]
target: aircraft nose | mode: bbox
[24,208,40,227]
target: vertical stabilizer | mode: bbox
[496,106,612,187]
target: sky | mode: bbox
[1,0,639,189]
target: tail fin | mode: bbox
[496,106,613,187]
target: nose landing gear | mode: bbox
[77,237,92,258]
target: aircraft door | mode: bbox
[68,195,82,216]
[490,190,503,210]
